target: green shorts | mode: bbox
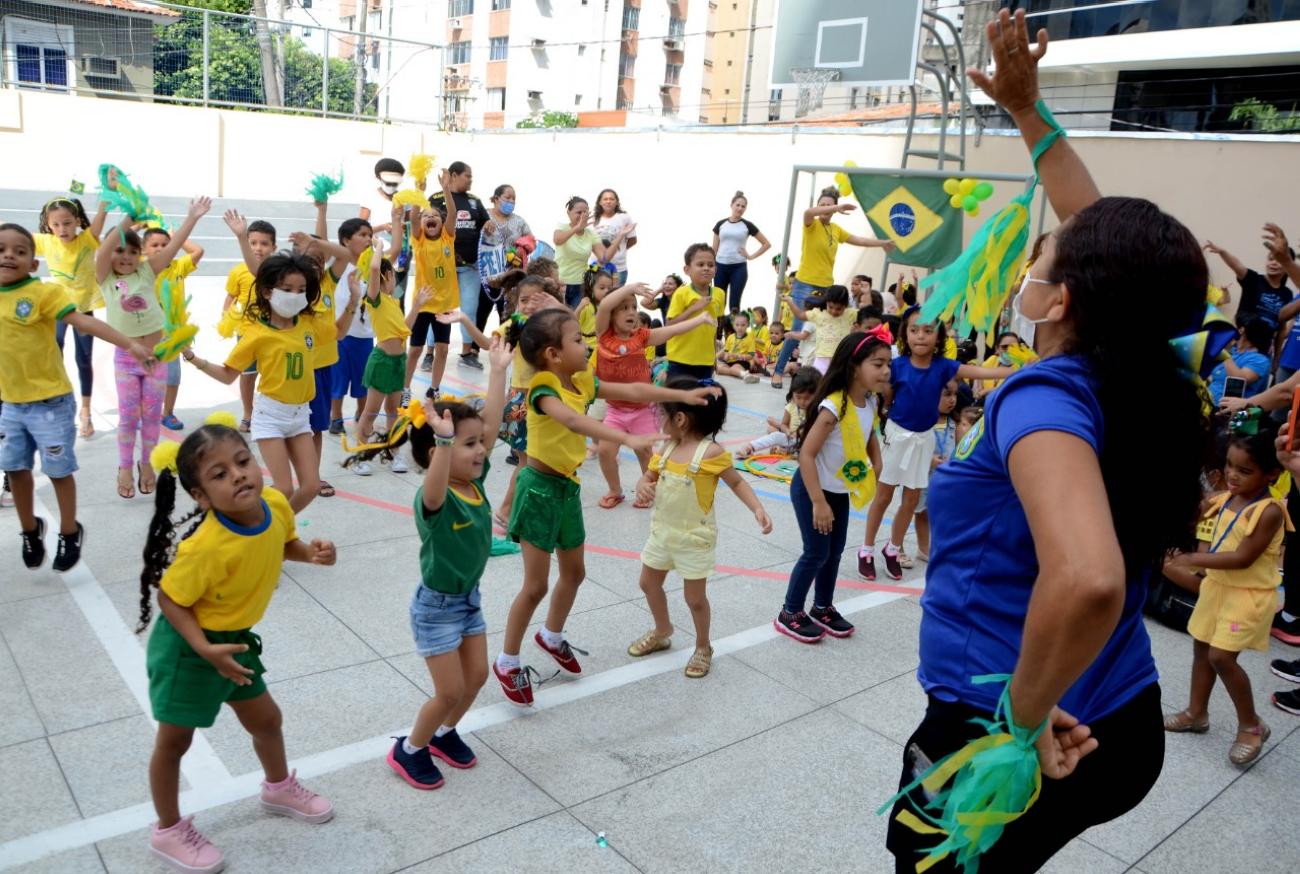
[146,615,267,728]
[362,347,405,395]
[508,465,585,553]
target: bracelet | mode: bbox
[433,434,456,448]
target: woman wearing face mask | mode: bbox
[481,184,532,317]
[885,10,1219,871]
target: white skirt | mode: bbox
[880,418,933,490]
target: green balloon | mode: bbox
[973,182,994,200]
[962,194,979,211]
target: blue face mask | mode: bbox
[499,201,515,216]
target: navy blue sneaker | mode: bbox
[429,728,477,769]
[386,737,444,790]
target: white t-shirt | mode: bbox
[593,212,635,272]
[798,322,817,362]
[713,217,760,265]
[814,395,876,494]
[364,190,397,246]
[881,290,899,314]
[334,263,374,339]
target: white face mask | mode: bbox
[1010,276,1055,351]
[269,288,308,318]
[381,181,399,194]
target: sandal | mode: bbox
[627,631,672,658]
[1229,721,1270,765]
[79,411,94,438]
[770,377,783,390]
[239,418,251,433]
[1163,709,1210,733]
[318,480,336,498]
[598,492,625,510]
[899,551,915,570]
[137,462,156,496]
[685,646,714,679]
[116,468,135,499]
[632,495,653,509]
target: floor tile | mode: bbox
[47,715,188,819]
[404,811,639,874]
[0,739,82,842]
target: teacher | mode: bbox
[886,10,1208,871]
[712,190,771,314]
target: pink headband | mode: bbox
[854,324,893,355]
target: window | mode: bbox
[371,41,381,69]
[668,16,685,40]
[617,94,631,110]
[578,43,586,55]
[768,88,782,122]
[664,63,681,85]
[491,0,511,8]
[447,0,474,15]
[490,36,508,60]
[5,18,73,90]
[302,26,313,37]
[368,10,381,31]
[619,50,636,78]
[621,3,639,30]
[448,40,472,64]
[486,87,506,111]
[575,93,582,105]
[997,0,1300,40]
[302,0,312,6]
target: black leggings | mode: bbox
[56,317,94,398]
[887,683,1163,873]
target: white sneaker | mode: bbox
[390,453,408,473]
[355,460,373,476]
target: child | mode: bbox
[594,281,715,509]
[220,213,278,432]
[36,196,109,437]
[94,200,209,499]
[386,338,511,789]
[715,310,761,384]
[628,377,772,676]
[405,170,460,403]
[653,273,684,357]
[0,223,154,572]
[850,274,873,307]
[354,245,415,473]
[577,265,615,348]
[910,378,960,565]
[1164,414,1288,765]
[494,309,719,705]
[737,365,820,458]
[326,218,377,435]
[138,421,336,872]
[751,305,771,351]
[763,321,787,374]
[666,244,727,380]
[183,253,322,511]
[776,329,893,642]
[783,284,857,374]
[143,227,205,432]
[859,308,1012,581]
[856,305,884,332]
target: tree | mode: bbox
[516,111,579,129]
[1229,97,1300,133]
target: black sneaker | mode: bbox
[428,728,477,769]
[52,522,83,572]
[882,547,903,581]
[327,418,345,436]
[386,737,445,789]
[1272,688,1300,716]
[773,609,825,644]
[809,605,855,638]
[506,449,520,466]
[425,386,440,401]
[858,550,876,581]
[459,353,484,371]
[1272,612,1300,646]
[21,517,46,569]
[418,352,433,373]
[1271,658,1300,684]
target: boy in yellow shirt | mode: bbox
[666,243,726,381]
[715,310,760,383]
[220,214,278,432]
[143,227,204,431]
[405,170,460,403]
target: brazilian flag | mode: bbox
[849,174,962,268]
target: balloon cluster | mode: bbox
[833,159,859,198]
[943,177,994,217]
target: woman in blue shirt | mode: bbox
[1205,318,1273,404]
[887,12,1212,871]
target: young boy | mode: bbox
[850,274,873,307]
[405,170,459,403]
[327,218,376,436]
[0,223,154,571]
[715,310,760,383]
[666,243,726,380]
[143,227,204,431]
[220,213,277,432]
[856,305,884,332]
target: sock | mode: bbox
[434,725,453,738]
[1283,611,1297,623]
[884,543,900,556]
[859,546,873,557]
[496,652,521,671]
[402,738,422,755]
[264,773,294,790]
[539,627,564,648]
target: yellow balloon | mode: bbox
[958,178,976,196]
[965,205,981,218]
[943,178,961,196]
[950,194,964,209]
[844,159,858,168]
[835,172,852,196]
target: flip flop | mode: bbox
[632,496,653,509]
[239,418,252,433]
[318,480,336,497]
[116,469,135,499]
[137,462,156,496]
[79,413,94,438]
[598,493,625,510]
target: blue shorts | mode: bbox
[332,335,373,400]
[309,366,333,432]
[409,584,486,657]
[0,393,79,478]
[166,358,182,388]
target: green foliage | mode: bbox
[516,111,579,129]
[1229,97,1300,133]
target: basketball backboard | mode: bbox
[768,0,924,88]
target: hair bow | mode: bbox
[587,262,617,276]
[1168,304,1236,382]
[853,323,894,356]
[402,397,427,430]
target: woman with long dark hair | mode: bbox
[591,188,637,287]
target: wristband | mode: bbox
[433,434,456,448]
[1028,98,1066,169]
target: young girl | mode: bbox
[783,285,857,374]
[737,365,820,458]
[386,338,511,789]
[95,199,209,499]
[36,196,109,436]
[715,310,761,383]
[628,377,772,677]
[1164,415,1289,765]
[138,419,336,873]
[666,244,726,381]
[909,378,961,565]
[751,306,771,352]
[859,308,1012,581]
[577,265,615,348]
[776,330,893,642]
[354,244,415,473]
[183,253,322,511]
[594,282,715,509]
[494,309,719,705]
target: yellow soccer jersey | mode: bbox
[36,230,101,312]
[666,285,718,367]
[0,277,76,402]
[311,271,340,368]
[413,228,459,314]
[526,370,597,479]
[225,317,317,404]
[365,292,411,343]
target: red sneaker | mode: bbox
[534,632,588,674]
[493,661,535,706]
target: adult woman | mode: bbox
[554,196,627,308]
[770,188,892,387]
[481,184,532,317]
[591,188,637,287]
[712,191,771,314]
[886,11,1209,871]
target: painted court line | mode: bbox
[0,586,909,870]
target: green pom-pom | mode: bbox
[306,170,345,203]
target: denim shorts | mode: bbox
[409,584,487,657]
[0,393,78,478]
[166,358,182,388]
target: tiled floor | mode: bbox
[2,278,1299,873]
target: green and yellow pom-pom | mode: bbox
[409,153,435,188]
[840,459,869,484]
[205,411,239,429]
[305,170,345,204]
[153,326,198,363]
[1002,343,1038,368]
[393,188,431,212]
[150,441,181,474]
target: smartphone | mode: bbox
[1288,386,1300,451]
[1223,376,1247,399]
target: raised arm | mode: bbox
[88,200,110,241]
[419,406,456,513]
[803,202,855,227]
[95,216,132,284]
[782,293,808,322]
[1203,241,1248,282]
[595,282,654,335]
[181,237,205,267]
[148,197,211,275]
[647,311,714,347]
[1265,224,1300,287]
[390,202,406,259]
[480,337,511,454]
[845,234,896,251]
[222,210,261,272]
[314,199,328,240]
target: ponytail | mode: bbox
[137,469,202,633]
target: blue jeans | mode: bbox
[783,470,850,613]
[564,283,584,309]
[409,584,487,657]
[0,393,79,478]
[456,265,480,348]
[716,260,749,313]
[774,277,828,376]
[55,317,94,398]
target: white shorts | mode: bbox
[880,419,933,490]
[251,393,312,441]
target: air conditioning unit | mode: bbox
[531,38,546,48]
[663,38,681,51]
[81,56,121,78]
[659,84,672,94]
[448,17,462,29]
[527,90,542,99]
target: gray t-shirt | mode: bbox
[481,212,533,249]
[713,217,760,265]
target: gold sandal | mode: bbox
[627,631,672,658]
[1229,721,1270,765]
[685,646,713,679]
[1163,709,1209,733]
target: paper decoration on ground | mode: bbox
[737,453,799,483]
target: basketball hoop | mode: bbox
[791,67,839,117]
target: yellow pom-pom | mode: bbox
[150,441,181,474]
[205,411,239,429]
[408,153,435,186]
[393,188,431,212]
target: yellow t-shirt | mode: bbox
[159,488,297,630]
[35,230,101,312]
[495,322,535,389]
[365,292,411,344]
[798,220,850,288]
[667,285,722,367]
[577,299,597,342]
[225,263,257,314]
[154,252,196,303]
[808,308,858,359]
[413,228,459,313]
[754,324,770,350]
[526,370,597,479]
[723,331,757,358]
[649,449,734,513]
[311,272,340,369]
[225,317,317,404]
[943,336,958,360]
[0,277,76,402]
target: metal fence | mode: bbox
[0,0,442,125]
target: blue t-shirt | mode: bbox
[1280,322,1300,371]
[889,356,961,433]
[918,354,1158,724]
[1206,349,1272,404]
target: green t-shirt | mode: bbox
[413,459,492,596]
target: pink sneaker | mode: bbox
[150,816,225,874]
[259,770,334,824]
